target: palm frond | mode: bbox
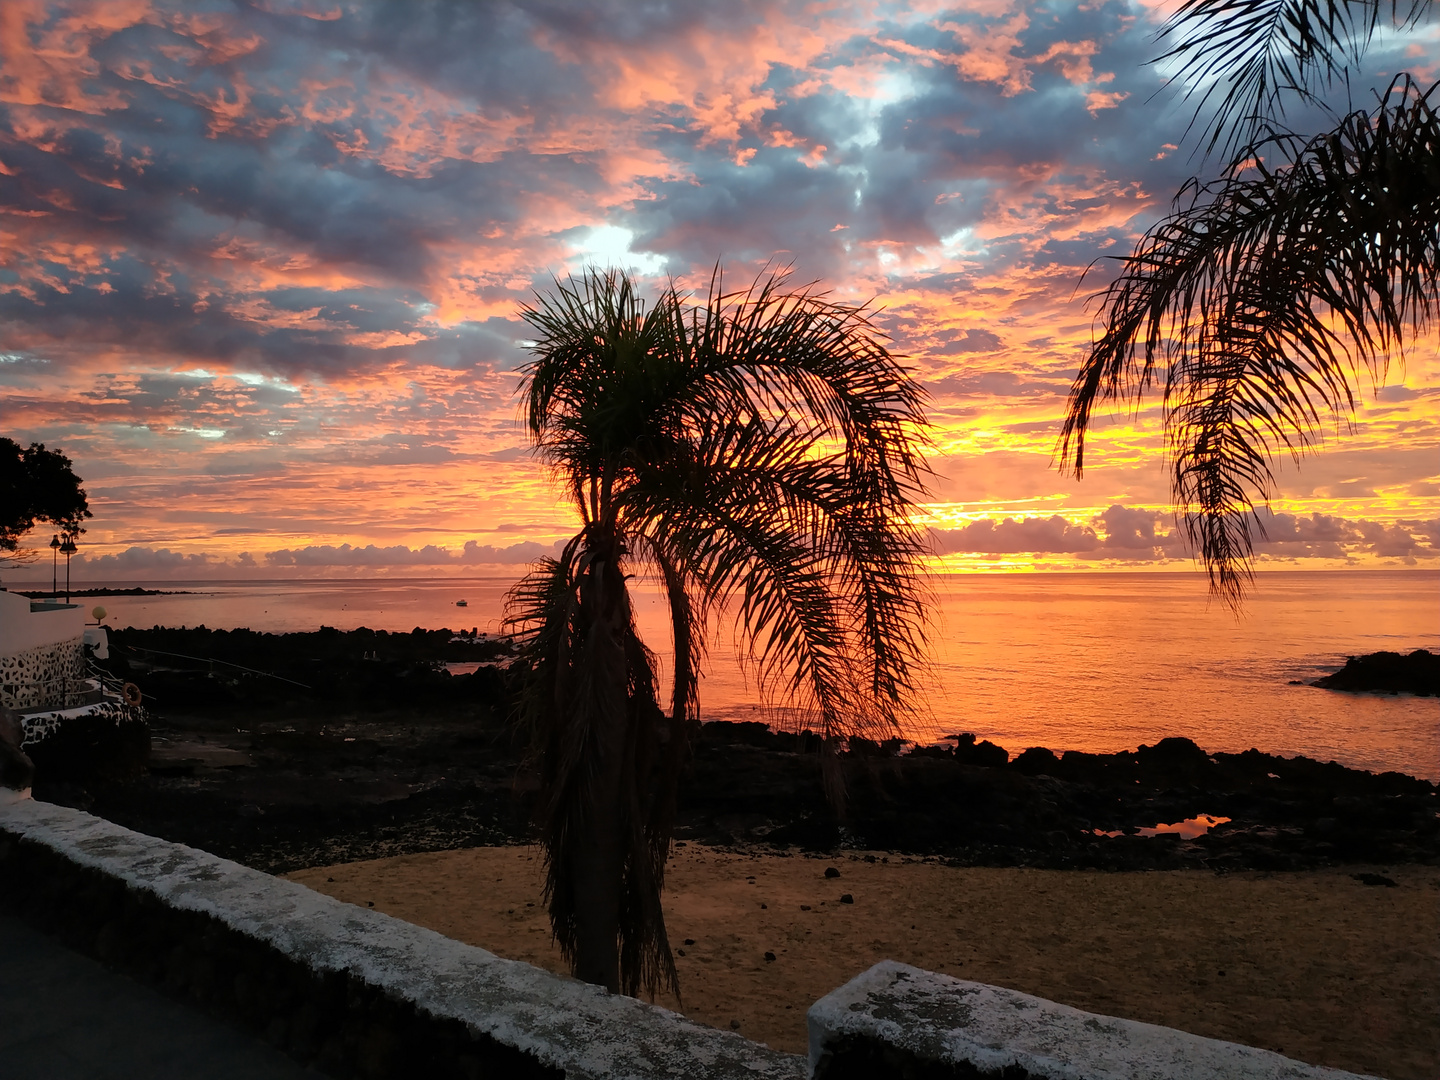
[1060,76,1440,604]
[1156,0,1431,158]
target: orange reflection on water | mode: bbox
[1093,814,1232,840]
[1137,814,1231,840]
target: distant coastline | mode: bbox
[11,586,194,598]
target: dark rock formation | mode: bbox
[1312,649,1439,696]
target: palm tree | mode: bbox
[505,267,930,997]
[1059,1,1438,603]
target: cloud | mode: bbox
[1096,504,1183,551]
[0,0,1432,570]
[928,506,1440,564]
[263,539,562,567]
[73,546,216,570]
[932,514,1098,554]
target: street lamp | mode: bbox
[49,534,60,597]
[60,535,77,603]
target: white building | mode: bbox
[0,589,141,761]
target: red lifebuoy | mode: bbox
[122,682,143,706]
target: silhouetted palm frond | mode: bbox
[1061,76,1440,603]
[1156,0,1431,158]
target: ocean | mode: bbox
[17,570,1437,780]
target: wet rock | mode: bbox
[823,866,840,879]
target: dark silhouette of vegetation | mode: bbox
[1,437,91,558]
[506,267,930,996]
[1061,1,1438,603]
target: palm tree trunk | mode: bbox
[567,552,630,991]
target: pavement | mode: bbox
[0,913,316,1079]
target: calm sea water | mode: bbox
[20,570,1438,780]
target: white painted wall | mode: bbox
[0,591,84,657]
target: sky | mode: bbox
[1,0,1437,581]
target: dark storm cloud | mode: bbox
[618,0,1202,293]
[0,0,1220,384]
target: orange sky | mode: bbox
[1,0,1437,579]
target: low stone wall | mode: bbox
[0,796,806,1080]
[1,795,1388,1080]
[807,960,1377,1080]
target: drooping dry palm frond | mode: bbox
[1060,76,1440,604]
[1156,0,1432,158]
[507,266,931,996]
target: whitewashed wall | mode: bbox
[0,591,84,656]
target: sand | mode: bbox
[286,847,1439,1080]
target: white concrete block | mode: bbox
[808,960,1378,1080]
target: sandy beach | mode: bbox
[287,846,1438,1080]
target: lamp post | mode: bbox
[49,534,60,597]
[61,535,77,603]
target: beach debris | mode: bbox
[824,866,840,878]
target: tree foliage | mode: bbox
[0,438,91,556]
[1062,1,1437,603]
[506,267,930,996]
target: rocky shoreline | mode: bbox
[23,627,1438,875]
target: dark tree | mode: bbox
[1,438,92,556]
[507,267,930,996]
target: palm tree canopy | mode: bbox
[516,268,931,736]
[507,268,930,996]
[1063,1,1438,604]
